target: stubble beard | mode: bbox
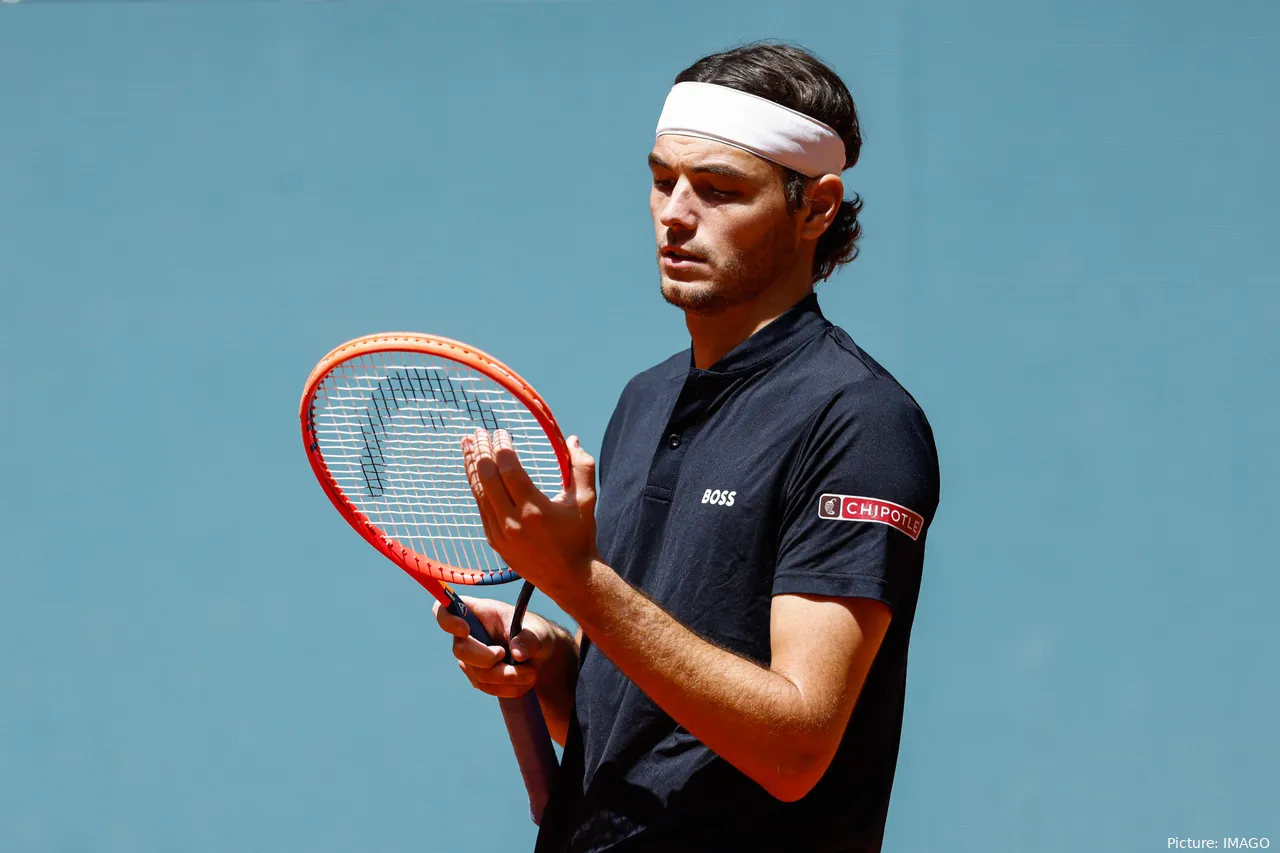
[659,225,802,317]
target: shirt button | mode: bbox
[668,433,681,449]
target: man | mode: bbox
[435,41,940,852]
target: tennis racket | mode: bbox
[299,332,566,824]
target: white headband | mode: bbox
[654,81,846,178]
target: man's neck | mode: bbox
[687,282,815,370]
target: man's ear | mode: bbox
[798,174,845,240]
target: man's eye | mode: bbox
[653,178,675,191]
[708,187,736,198]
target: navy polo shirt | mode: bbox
[535,293,940,853]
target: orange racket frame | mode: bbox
[299,332,568,824]
[300,333,574,587]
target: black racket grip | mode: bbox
[445,589,558,825]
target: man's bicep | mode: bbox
[769,593,892,734]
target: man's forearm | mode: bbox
[533,619,580,747]
[553,559,831,800]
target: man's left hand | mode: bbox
[461,428,600,599]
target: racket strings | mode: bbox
[310,351,562,584]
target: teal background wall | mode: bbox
[1,2,1275,850]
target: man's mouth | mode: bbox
[662,247,706,264]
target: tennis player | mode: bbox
[436,41,940,852]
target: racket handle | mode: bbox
[498,693,558,825]
[444,589,558,825]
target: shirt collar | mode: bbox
[691,292,829,376]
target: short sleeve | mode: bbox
[772,380,940,611]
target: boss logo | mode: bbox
[701,488,737,507]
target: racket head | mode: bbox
[300,333,572,592]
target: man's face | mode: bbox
[648,135,803,315]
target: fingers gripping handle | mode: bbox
[444,588,558,825]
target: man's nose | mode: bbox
[658,179,698,230]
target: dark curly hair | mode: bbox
[674,41,864,284]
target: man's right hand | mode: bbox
[432,595,559,700]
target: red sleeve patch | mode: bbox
[817,493,924,541]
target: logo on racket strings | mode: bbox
[358,367,502,498]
